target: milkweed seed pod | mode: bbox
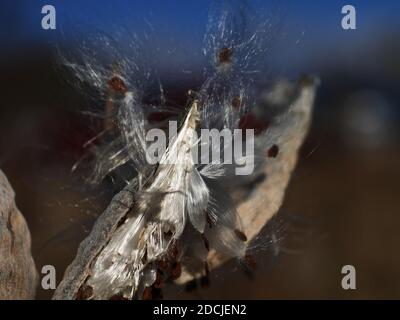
[53,2,318,300]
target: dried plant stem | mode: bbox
[0,170,38,299]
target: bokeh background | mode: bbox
[0,0,399,299]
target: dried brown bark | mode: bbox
[53,77,317,299]
[0,170,38,299]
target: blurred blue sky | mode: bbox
[1,0,399,74]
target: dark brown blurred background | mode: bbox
[0,0,399,299]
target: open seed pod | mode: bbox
[53,77,317,300]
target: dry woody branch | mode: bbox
[0,170,38,299]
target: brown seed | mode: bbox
[232,96,242,109]
[108,76,128,94]
[218,47,233,64]
[142,287,152,300]
[156,259,169,271]
[170,262,182,280]
[104,97,116,131]
[234,229,248,242]
[109,293,129,300]
[268,144,279,158]
[76,284,93,300]
[244,253,257,270]
[168,241,180,259]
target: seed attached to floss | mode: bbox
[142,287,152,300]
[109,293,128,300]
[218,46,233,64]
[234,229,248,242]
[268,144,279,158]
[76,285,93,300]
[108,76,128,94]
[156,259,169,271]
[243,253,257,270]
[168,241,180,260]
[104,74,128,131]
[232,96,242,110]
[170,262,182,280]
